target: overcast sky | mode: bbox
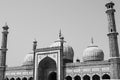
[0,0,119,66]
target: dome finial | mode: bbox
[5,22,7,26]
[59,29,64,40]
[33,38,37,51]
[59,29,62,38]
[91,37,94,44]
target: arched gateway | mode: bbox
[38,57,57,80]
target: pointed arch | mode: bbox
[83,75,90,80]
[22,77,27,80]
[16,77,21,80]
[10,78,15,80]
[65,76,72,80]
[39,56,56,68]
[92,74,100,80]
[38,56,57,80]
[102,74,110,79]
[74,75,81,80]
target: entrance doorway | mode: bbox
[38,57,56,80]
[48,72,57,80]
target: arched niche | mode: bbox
[38,56,56,80]
[92,74,100,80]
[65,76,72,80]
[102,74,110,80]
[22,77,27,80]
[10,78,15,80]
[74,75,81,80]
[16,77,21,80]
[83,75,90,80]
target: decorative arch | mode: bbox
[83,75,90,80]
[10,78,15,80]
[28,77,33,80]
[102,74,110,79]
[92,74,100,80]
[74,75,81,80]
[38,56,56,80]
[65,76,72,80]
[22,77,27,80]
[16,77,21,80]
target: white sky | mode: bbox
[0,0,119,66]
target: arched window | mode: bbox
[10,78,15,80]
[74,75,81,80]
[92,74,100,80]
[83,75,90,80]
[102,74,110,80]
[16,77,21,80]
[22,77,27,80]
[28,77,33,80]
[65,76,72,80]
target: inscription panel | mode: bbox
[92,68,100,72]
[102,67,110,72]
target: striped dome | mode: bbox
[82,44,104,62]
[50,41,74,62]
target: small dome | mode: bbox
[82,44,104,62]
[50,41,74,62]
[22,53,33,66]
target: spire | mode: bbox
[59,29,64,40]
[91,37,94,44]
[33,39,37,51]
[59,29,62,38]
[88,37,98,47]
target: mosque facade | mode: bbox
[0,1,120,80]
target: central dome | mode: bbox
[50,41,74,63]
[82,43,104,62]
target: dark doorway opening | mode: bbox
[102,74,110,80]
[92,74,100,80]
[65,76,72,80]
[48,72,57,80]
[83,75,90,80]
[74,75,81,80]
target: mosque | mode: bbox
[0,1,120,80]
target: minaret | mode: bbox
[0,23,9,80]
[59,30,64,80]
[106,2,120,79]
[106,1,119,57]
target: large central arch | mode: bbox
[38,57,57,80]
